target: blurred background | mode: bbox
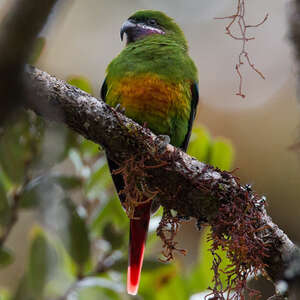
[0,0,299,299]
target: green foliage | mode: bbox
[187,124,234,170]
[0,289,11,300]
[0,246,14,268]
[186,125,235,297]
[209,137,234,170]
[0,111,44,183]
[187,126,211,162]
[0,179,10,227]
[27,226,58,298]
[67,76,93,94]
[65,200,91,269]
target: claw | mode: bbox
[156,134,171,153]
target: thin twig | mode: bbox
[215,0,268,98]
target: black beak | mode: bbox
[120,19,137,41]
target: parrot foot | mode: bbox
[156,134,170,153]
[115,103,126,114]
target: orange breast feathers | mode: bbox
[106,73,190,122]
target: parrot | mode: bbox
[101,10,199,295]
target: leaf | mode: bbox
[67,76,93,94]
[0,247,14,268]
[61,200,91,270]
[112,257,166,272]
[28,37,46,65]
[139,264,187,300]
[85,158,111,199]
[0,179,10,226]
[0,167,13,192]
[77,277,123,293]
[0,111,45,183]
[76,277,122,300]
[13,276,33,300]
[79,138,102,158]
[187,126,211,163]
[55,175,83,190]
[209,137,234,171]
[27,226,58,298]
[155,275,189,300]
[102,222,125,250]
[0,288,11,300]
[20,174,83,209]
[91,196,128,237]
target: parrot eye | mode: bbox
[148,19,158,26]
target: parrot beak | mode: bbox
[120,19,165,44]
[120,19,137,42]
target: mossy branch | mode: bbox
[24,66,298,298]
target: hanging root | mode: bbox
[206,183,270,300]
[113,155,161,218]
[157,209,187,262]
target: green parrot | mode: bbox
[101,10,198,295]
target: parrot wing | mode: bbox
[180,82,199,151]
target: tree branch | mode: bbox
[24,66,298,296]
[0,0,59,124]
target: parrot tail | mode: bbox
[127,202,151,295]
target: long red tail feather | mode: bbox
[127,202,151,295]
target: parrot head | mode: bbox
[120,10,187,47]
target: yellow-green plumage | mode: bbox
[103,11,198,148]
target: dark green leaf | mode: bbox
[0,247,14,268]
[61,200,91,270]
[102,222,125,250]
[12,276,32,300]
[91,196,128,237]
[0,111,45,183]
[55,175,83,190]
[27,226,58,298]
[0,179,10,226]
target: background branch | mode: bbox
[0,0,59,124]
